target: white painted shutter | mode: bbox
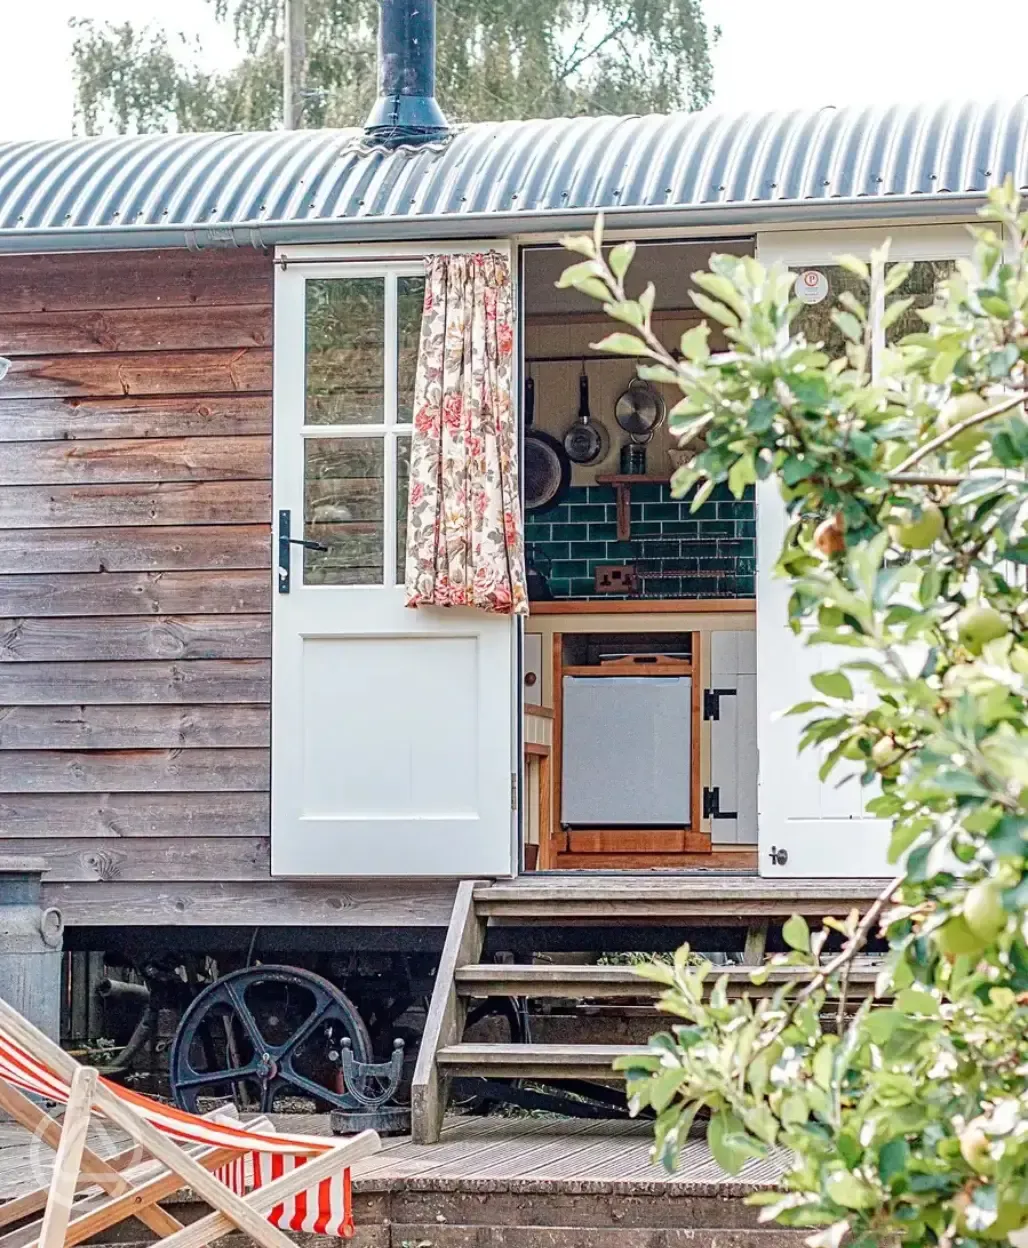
[708,631,757,844]
[755,482,891,877]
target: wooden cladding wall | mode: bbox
[0,249,275,900]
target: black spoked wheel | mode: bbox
[169,965,373,1115]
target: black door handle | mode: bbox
[278,509,327,593]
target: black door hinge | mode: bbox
[702,785,738,820]
[703,687,737,721]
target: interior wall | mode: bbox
[522,239,756,602]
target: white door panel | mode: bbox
[271,248,516,878]
[709,631,757,845]
[754,224,979,878]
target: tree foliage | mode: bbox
[558,185,1028,1247]
[70,0,716,135]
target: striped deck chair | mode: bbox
[0,994,381,1248]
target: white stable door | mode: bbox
[755,225,977,878]
[271,247,517,878]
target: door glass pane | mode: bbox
[304,438,383,584]
[396,435,411,584]
[305,278,384,425]
[792,265,865,358]
[886,259,954,344]
[397,276,425,423]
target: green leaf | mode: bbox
[826,1171,877,1211]
[691,291,740,328]
[878,1138,910,1184]
[729,454,757,498]
[836,254,870,280]
[810,671,854,700]
[746,395,778,433]
[648,1067,686,1113]
[918,565,942,607]
[707,1112,763,1175]
[831,310,863,343]
[603,300,644,327]
[575,277,614,302]
[690,478,716,512]
[679,323,710,362]
[895,987,939,1015]
[608,241,636,280]
[555,259,603,289]
[590,332,651,356]
[783,914,811,953]
[558,233,597,259]
[882,296,915,330]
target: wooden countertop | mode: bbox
[528,598,755,616]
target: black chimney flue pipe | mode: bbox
[363,0,449,147]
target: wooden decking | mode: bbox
[0,1111,784,1206]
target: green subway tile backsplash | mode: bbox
[525,483,754,601]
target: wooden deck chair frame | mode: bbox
[0,996,380,1248]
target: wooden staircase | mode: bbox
[411,874,886,1144]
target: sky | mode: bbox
[3,0,1028,141]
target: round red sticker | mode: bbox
[795,269,829,305]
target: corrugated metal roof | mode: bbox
[0,97,1026,251]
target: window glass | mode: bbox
[305,278,385,425]
[304,438,384,585]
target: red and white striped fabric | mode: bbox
[0,1029,356,1237]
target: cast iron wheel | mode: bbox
[169,965,373,1114]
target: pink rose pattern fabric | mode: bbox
[405,251,528,615]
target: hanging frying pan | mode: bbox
[563,366,609,465]
[523,374,571,512]
[614,377,666,439]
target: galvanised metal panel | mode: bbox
[0,97,1025,250]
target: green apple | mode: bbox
[937,392,991,457]
[935,915,987,958]
[964,880,1007,941]
[956,605,1009,654]
[959,1122,992,1174]
[871,736,902,768]
[888,503,945,550]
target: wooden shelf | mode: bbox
[528,598,755,615]
[595,474,671,540]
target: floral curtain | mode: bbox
[405,251,528,615]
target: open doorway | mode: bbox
[518,238,759,872]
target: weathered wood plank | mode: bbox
[0,526,270,573]
[412,882,485,1145]
[0,615,270,662]
[0,482,272,528]
[0,305,271,357]
[3,349,272,399]
[0,571,269,615]
[0,747,268,792]
[41,880,458,927]
[0,791,269,838]
[0,705,269,749]
[0,251,272,314]
[0,659,269,704]
[0,395,271,442]
[0,437,269,485]
[0,837,270,882]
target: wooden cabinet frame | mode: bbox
[543,631,708,869]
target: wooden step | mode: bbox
[437,1043,644,1080]
[389,1225,808,1248]
[455,962,881,998]
[474,876,889,922]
